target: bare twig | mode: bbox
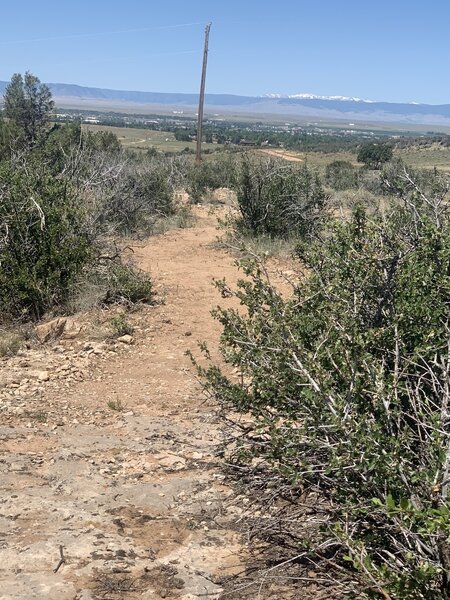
[53,545,66,573]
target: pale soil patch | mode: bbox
[258,148,304,162]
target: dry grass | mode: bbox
[394,144,450,171]
[260,145,450,174]
[0,330,24,357]
[82,124,216,153]
[217,230,297,260]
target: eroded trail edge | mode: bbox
[0,207,244,600]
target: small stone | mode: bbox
[117,335,133,345]
[10,462,26,472]
[158,454,186,471]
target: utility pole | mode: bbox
[196,22,211,165]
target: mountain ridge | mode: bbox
[1,80,450,126]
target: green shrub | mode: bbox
[357,141,393,169]
[102,262,153,306]
[325,159,359,190]
[107,398,124,411]
[0,158,91,320]
[380,158,449,203]
[0,117,23,161]
[109,313,134,337]
[186,153,237,202]
[41,123,122,169]
[0,82,163,322]
[234,156,328,239]
[0,331,23,356]
[104,155,177,234]
[195,168,450,597]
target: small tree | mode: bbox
[357,141,393,169]
[4,72,54,144]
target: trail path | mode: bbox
[0,207,248,600]
[258,148,304,162]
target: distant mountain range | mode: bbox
[2,80,450,127]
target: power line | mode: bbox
[0,22,202,45]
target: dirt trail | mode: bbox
[258,148,304,162]
[0,207,247,600]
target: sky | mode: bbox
[1,0,450,104]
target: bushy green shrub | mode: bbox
[109,313,134,336]
[0,158,91,320]
[380,159,449,204]
[357,141,393,169]
[101,262,153,306]
[0,74,163,322]
[234,156,328,239]
[101,154,180,235]
[42,127,182,236]
[186,153,237,202]
[41,123,121,171]
[325,159,359,190]
[195,168,450,597]
[0,117,23,161]
[0,122,160,320]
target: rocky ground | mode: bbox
[0,206,253,600]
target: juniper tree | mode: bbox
[4,72,54,145]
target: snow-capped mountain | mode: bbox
[264,92,373,102]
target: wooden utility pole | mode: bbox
[196,22,211,165]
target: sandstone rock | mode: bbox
[157,454,186,471]
[10,461,27,472]
[34,318,67,343]
[62,317,84,339]
[28,370,49,382]
[92,343,105,355]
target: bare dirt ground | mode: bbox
[258,148,304,162]
[0,206,261,600]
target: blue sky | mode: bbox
[1,0,449,104]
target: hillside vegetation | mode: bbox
[0,73,197,322]
[2,71,450,599]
